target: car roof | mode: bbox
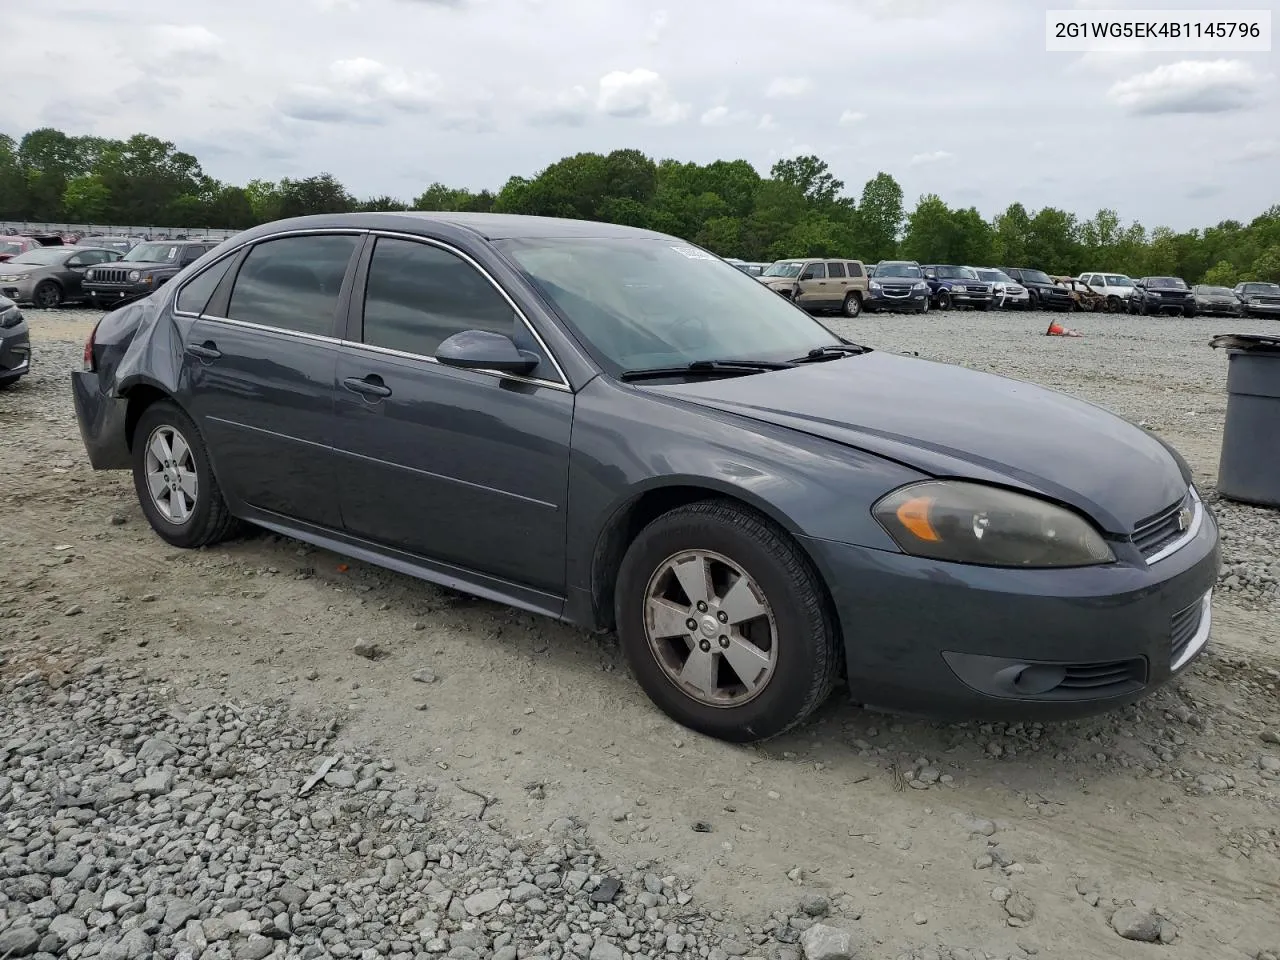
[233,211,675,242]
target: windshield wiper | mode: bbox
[619,359,795,382]
[790,343,869,363]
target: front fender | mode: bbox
[564,377,925,609]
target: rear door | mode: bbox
[177,231,363,528]
[331,233,574,598]
[824,261,848,305]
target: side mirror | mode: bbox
[436,329,539,375]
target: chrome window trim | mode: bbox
[1144,486,1204,566]
[173,225,574,391]
[172,228,370,319]
[1171,590,1212,673]
[366,230,572,390]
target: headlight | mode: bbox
[912,281,926,291]
[872,481,1115,568]
[0,275,19,282]
[869,280,882,290]
[0,306,21,329]
[952,284,967,293]
[128,270,141,282]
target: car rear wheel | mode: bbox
[841,292,862,318]
[132,400,239,549]
[614,500,841,743]
[33,281,63,309]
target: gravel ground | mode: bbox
[2,306,1280,960]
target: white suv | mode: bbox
[1077,272,1136,310]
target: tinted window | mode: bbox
[177,256,236,315]
[362,237,516,356]
[826,262,846,278]
[800,263,826,280]
[847,262,863,277]
[227,234,358,336]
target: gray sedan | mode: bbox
[70,212,1220,742]
[0,294,30,385]
[0,246,123,308]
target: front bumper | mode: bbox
[1195,302,1244,317]
[866,288,929,312]
[1242,301,1280,316]
[800,502,1220,721]
[0,278,35,303]
[84,282,152,304]
[1142,296,1195,313]
[71,370,133,469]
[940,289,993,308]
[0,325,31,384]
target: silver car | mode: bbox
[0,246,123,308]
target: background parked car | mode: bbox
[865,261,930,313]
[1000,267,1076,311]
[757,257,868,317]
[82,239,218,307]
[971,267,1029,309]
[922,264,993,310]
[1077,272,1136,312]
[1052,276,1110,312]
[76,235,137,255]
[1129,276,1196,317]
[0,293,30,387]
[0,246,124,308]
[1192,284,1244,317]
[1233,281,1280,318]
[725,258,769,277]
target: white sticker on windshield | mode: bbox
[670,245,716,261]
[167,247,178,260]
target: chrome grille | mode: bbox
[91,268,130,284]
[1131,490,1194,560]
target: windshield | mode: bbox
[1104,275,1133,286]
[761,261,803,278]
[1197,286,1234,296]
[498,238,842,374]
[1242,282,1280,295]
[934,265,977,280]
[1148,277,1186,288]
[124,242,180,262]
[874,263,922,279]
[1020,269,1052,285]
[976,269,1011,283]
[6,248,66,266]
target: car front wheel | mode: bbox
[615,500,841,743]
[33,281,63,309]
[132,400,240,549]
[841,292,862,318]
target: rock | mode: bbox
[137,737,178,764]
[164,898,199,931]
[47,914,89,947]
[463,888,507,915]
[411,669,437,683]
[353,640,382,660]
[798,923,855,960]
[134,770,174,795]
[0,926,41,958]
[799,893,830,917]
[589,937,625,960]
[1005,892,1035,922]
[102,889,133,912]
[235,935,276,960]
[1111,906,1162,942]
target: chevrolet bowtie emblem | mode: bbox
[1176,507,1193,532]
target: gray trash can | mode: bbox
[1210,333,1280,508]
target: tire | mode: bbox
[1184,307,1197,319]
[614,499,841,743]
[1107,296,1121,313]
[33,280,63,309]
[841,292,862,318]
[1027,290,1039,311]
[131,400,240,549]
[936,290,951,311]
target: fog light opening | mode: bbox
[993,663,1067,696]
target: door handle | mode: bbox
[185,341,222,361]
[343,375,392,399]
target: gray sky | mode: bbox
[6,0,1277,230]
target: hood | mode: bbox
[646,352,1187,533]
[759,275,801,288]
[0,263,40,276]
[1145,283,1191,293]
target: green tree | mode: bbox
[1202,260,1238,286]
[244,179,283,223]
[1249,245,1280,283]
[276,174,355,218]
[770,155,843,205]
[857,173,904,262]
[62,174,112,222]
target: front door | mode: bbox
[179,232,362,528]
[332,234,573,596]
[794,261,829,310]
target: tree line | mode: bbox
[2,126,1277,285]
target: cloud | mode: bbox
[1185,184,1221,199]
[700,105,751,127]
[909,150,954,165]
[277,57,444,124]
[597,69,688,124]
[144,25,225,73]
[645,10,668,45]
[1232,139,1278,163]
[866,0,946,19]
[757,113,777,130]
[838,110,866,126]
[765,77,811,98]
[520,84,593,127]
[1107,59,1271,115]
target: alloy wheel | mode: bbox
[643,549,778,708]
[143,424,199,524]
